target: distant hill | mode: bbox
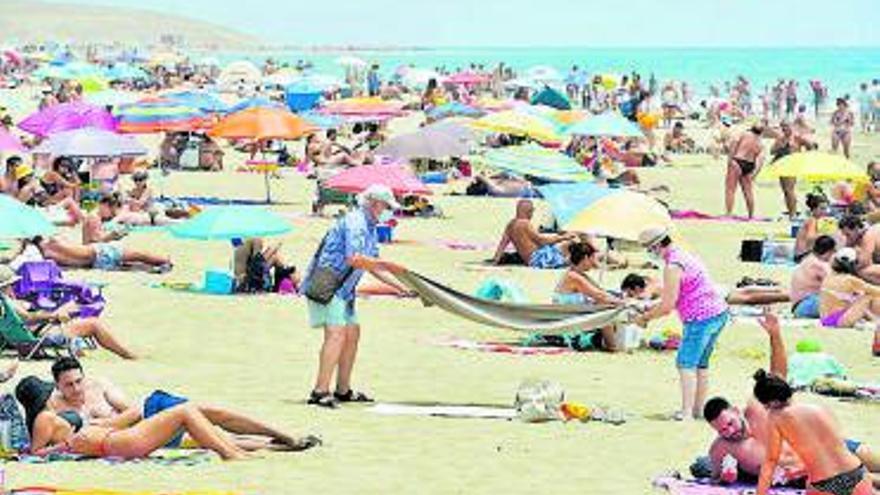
[0,1,262,49]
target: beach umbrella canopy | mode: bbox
[169,206,292,241]
[757,151,869,183]
[18,102,118,137]
[531,87,571,110]
[228,97,284,114]
[321,97,406,117]
[427,102,485,120]
[31,128,147,157]
[208,107,317,141]
[443,72,488,85]
[421,120,478,142]
[477,144,591,183]
[539,182,671,240]
[0,128,25,153]
[75,75,109,94]
[163,91,230,113]
[103,63,149,81]
[0,195,56,239]
[375,128,471,160]
[471,110,561,143]
[563,112,643,137]
[114,98,209,134]
[326,164,430,196]
[301,112,343,130]
[86,89,140,107]
[32,62,100,80]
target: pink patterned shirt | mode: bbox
[663,247,728,322]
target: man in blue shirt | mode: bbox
[367,64,381,97]
[301,185,410,408]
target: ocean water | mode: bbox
[218,46,880,97]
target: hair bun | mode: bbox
[753,369,768,381]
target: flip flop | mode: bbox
[334,389,374,403]
[307,391,339,409]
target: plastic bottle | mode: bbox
[720,454,738,484]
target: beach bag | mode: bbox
[0,393,29,451]
[304,223,353,305]
[739,240,763,262]
[514,380,565,422]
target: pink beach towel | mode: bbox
[436,338,572,356]
[653,477,804,495]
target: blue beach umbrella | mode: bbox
[477,144,591,183]
[169,206,292,241]
[0,195,56,239]
[164,90,230,113]
[427,102,485,120]
[564,112,643,137]
[228,97,284,114]
[103,63,149,81]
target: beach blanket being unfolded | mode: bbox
[394,271,630,334]
[653,476,804,495]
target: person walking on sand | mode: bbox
[830,98,855,159]
[300,185,412,409]
[725,124,765,219]
[634,227,729,421]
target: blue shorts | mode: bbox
[529,244,567,269]
[677,312,729,370]
[143,390,189,448]
[93,242,123,270]
[792,293,820,319]
[308,296,358,328]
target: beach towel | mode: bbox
[11,488,235,495]
[434,337,574,355]
[671,210,773,223]
[9,448,215,466]
[653,476,805,495]
[162,196,266,206]
[787,352,847,388]
[394,270,630,334]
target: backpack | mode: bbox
[0,393,29,451]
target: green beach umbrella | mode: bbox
[0,195,56,239]
[169,206,292,241]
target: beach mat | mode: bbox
[394,270,629,334]
[163,196,266,206]
[9,448,214,466]
[368,403,517,420]
[653,476,804,495]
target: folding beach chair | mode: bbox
[0,295,72,360]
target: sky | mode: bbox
[53,0,880,47]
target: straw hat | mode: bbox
[357,184,400,210]
[638,226,670,248]
[0,265,20,289]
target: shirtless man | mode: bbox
[725,125,765,218]
[839,215,880,284]
[790,235,835,318]
[44,357,318,452]
[82,193,127,245]
[492,199,577,269]
[703,313,880,489]
[754,370,876,495]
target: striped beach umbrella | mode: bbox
[475,144,590,183]
[471,110,561,143]
[114,98,209,134]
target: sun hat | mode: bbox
[0,265,21,289]
[357,184,400,210]
[15,376,55,434]
[638,226,670,248]
[14,164,34,181]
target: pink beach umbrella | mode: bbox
[443,71,489,85]
[18,101,118,137]
[325,164,431,196]
[0,128,25,153]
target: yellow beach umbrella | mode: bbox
[549,185,672,241]
[552,110,587,126]
[470,110,561,143]
[76,75,109,94]
[758,151,868,183]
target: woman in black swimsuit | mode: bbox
[725,125,765,219]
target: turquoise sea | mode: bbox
[219,46,880,97]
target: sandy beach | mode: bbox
[1,79,878,494]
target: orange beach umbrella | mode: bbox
[208,107,317,141]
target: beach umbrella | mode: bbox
[375,128,471,160]
[0,128,25,153]
[114,98,209,134]
[169,206,292,241]
[757,151,869,183]
[0,195,56,239]
[321,97,406,117]
[563,112,643,137]
[325,164,430,196]
[476,144,591,183]
[208,107,316,141]
[228,97,284,114]
[86,89,140,107]
[103,63,149,81]
[422,120,478,142]
[18,102,118,137]
[539,182,671,241]
[31,128,147,157]
[32,62,99,80]
[285,82,323,112]
[471,110,561,143]
[427,102,485,120]
[335,56,367,68]
[443,72,488,85]
[476,97,515,112]
[531,87,571,110]
[75,75,109,94]
[163,91,230,113]
[301,112,343,130]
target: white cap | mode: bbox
[638,226,670,248]
[358,184,400,210]
[833,247,857,265]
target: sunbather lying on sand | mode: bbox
[26,235,170,273]
[620,273,789,306]
[41,358,319,454]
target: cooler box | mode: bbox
[203,269,234,294]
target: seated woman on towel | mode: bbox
[552,242,625,352]
[819,247,880,328]
[13,162,83,227]
[794,192,837,262]
[115,171,174,226]
[232,238,298,293]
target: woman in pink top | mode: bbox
[634,227,729,421]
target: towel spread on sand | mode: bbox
[671,210,773,223]
[12,489,236,495]
[9,449,214,466]
[434,337,573,355]
[394,270,629,334]
[653,476,804,495]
